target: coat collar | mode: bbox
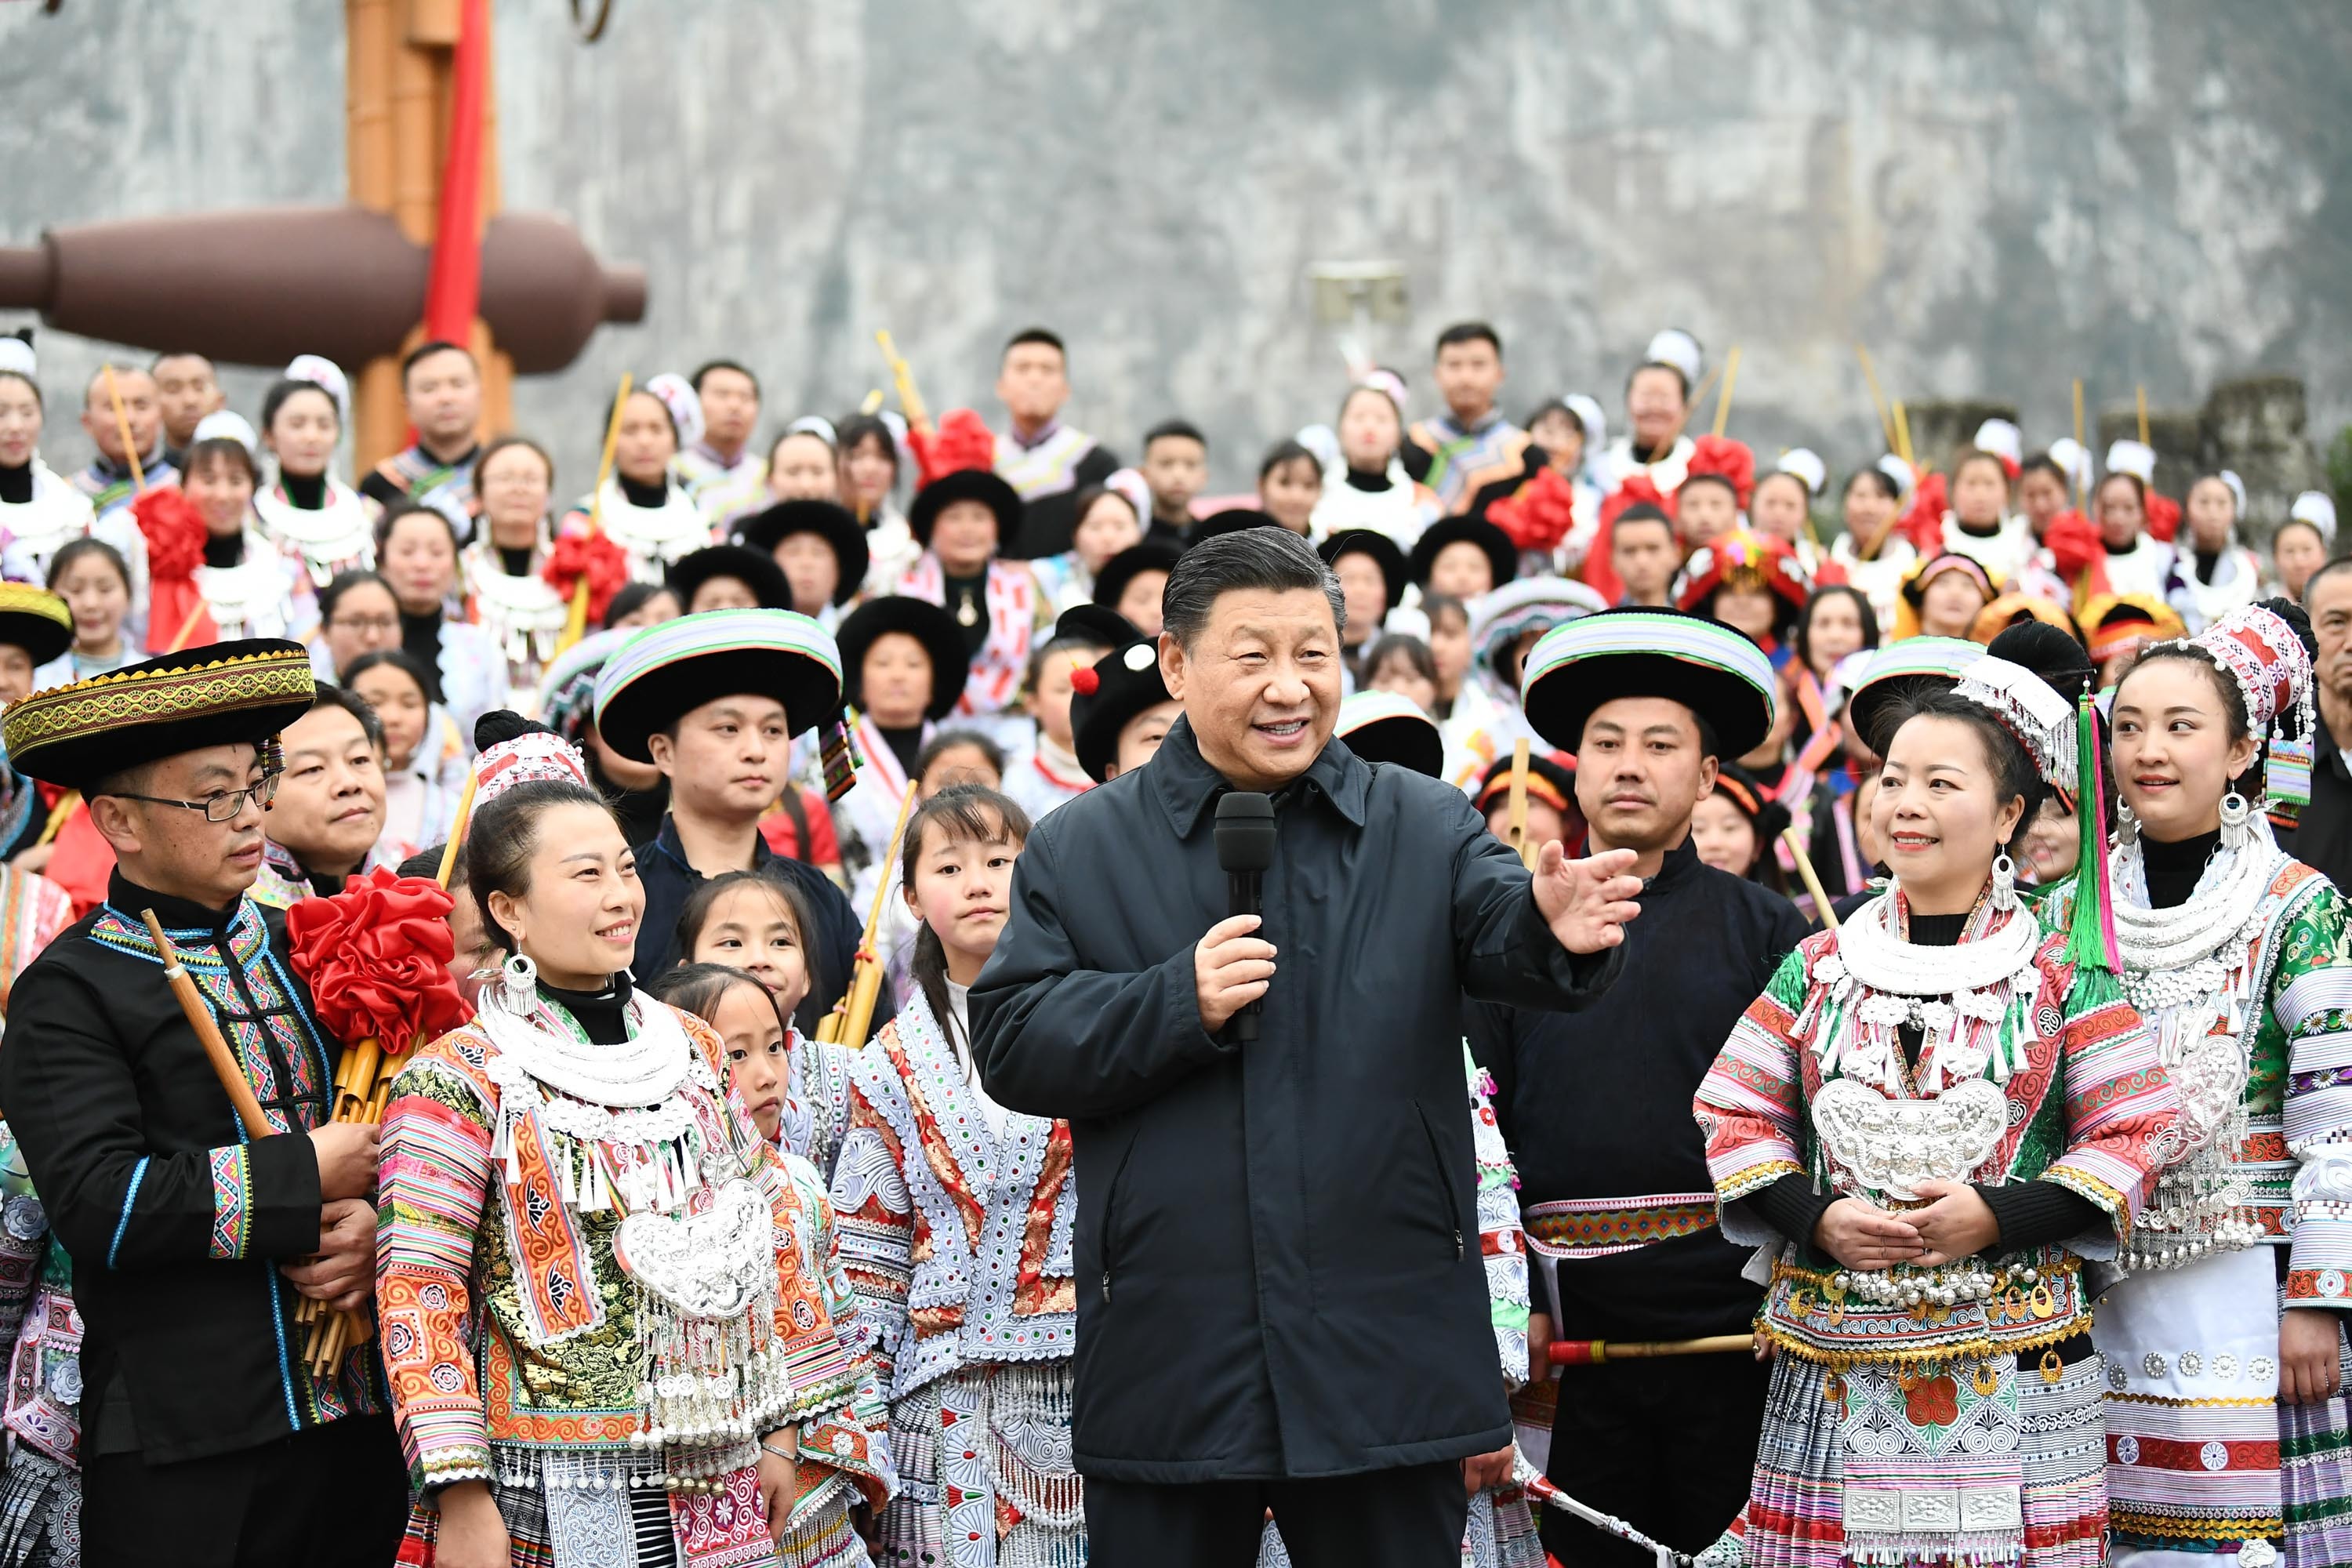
[1150,713,1370,839]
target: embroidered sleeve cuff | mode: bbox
[245,1131,327,1259]
[2284,1265,2352,1306]
[416,1449,496,1496]
[207,1145,252,1260]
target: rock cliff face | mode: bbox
[5,0,2348,516]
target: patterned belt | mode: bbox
[1522,1193,1719,1261]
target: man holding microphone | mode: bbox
[973,528,1642,1566]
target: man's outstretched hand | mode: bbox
[1532,842,1642,954]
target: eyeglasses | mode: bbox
[330,615,401,633]
[103,771,281,822]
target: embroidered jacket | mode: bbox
[1695,905,2182,1369]
[829,993,1077,1396]
[0,873,380,1465]
[0,1120,82,1470]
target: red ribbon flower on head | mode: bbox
[908,408,998,486]
[287,866,471,1053]
[542,532,632,626]
[1487,467,1578,555]
[132,488,220,652]
[1686,436,1756,511]
[1899,470,1949,554]
[2143,490,2181,544]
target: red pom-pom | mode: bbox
[1487,466,1577,554]
[908,408,999,488]
[2143,491,2180,543]
[2043,511,2104,586]
[543,531,633,625]
[1069,664,1100,696]
[286,866,471,1051]
[132,486,208,583]
[1686,436,1756,510]
[1898,471,1949,554]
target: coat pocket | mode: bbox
[1413,1100,1465,1263]
[1098,1125,1144,1305]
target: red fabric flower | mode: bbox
[908,408,998,487]
[1686,436,1756,510]
[1899,471,1949,554]
[542,532,631,626]
[1902,1372,1961,1428]
[287,866,470,1053]
[2144,490,2181,544]
[1487,466,1578,554]
[132,487,220,652]
[2043,511,2105,589]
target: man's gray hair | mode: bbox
[1160,528,1346,650]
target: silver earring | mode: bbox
[2115,802,2140,848]
[499,953,538,1014]
[2220,790,2252,851]
[1991,852,2019,913]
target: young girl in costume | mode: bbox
[252,370,376,586]
[175,426,316,642]
[460,435,570,700]
[828,785,1087,1566]
[38,537,136,686]
[560,387,713,585]
[1693,627,2183,1568]
[376,724,890,1568]
[2043,601,2352,1567]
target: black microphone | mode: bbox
[1213,792,1276,1043]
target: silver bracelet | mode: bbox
[760,1440,797,1463]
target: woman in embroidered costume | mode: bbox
[1308,379,1441,547]
[252,371,379,587]
[459,436,570,704]
[168,418,318,643]
[561,387,717,586]
[827,785,1087,1566]
[0,341,96,587]
[1693,629,2183,1568]
[2039,600,2352,1568]
[377,733,892,1568]
[2159,475,2266,635]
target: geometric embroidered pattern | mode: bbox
[209,1144,250,1261]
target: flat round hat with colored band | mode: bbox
[1520,606,1777,759]
[1335,688,1443,779]
[1071,637,1173,784]
[0,584,73,667]
[1844,636,1984,759]
[2,637,317,790]
[592,608,845,764]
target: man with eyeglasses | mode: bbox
[251,684,393,909]
[0,639,411,1566]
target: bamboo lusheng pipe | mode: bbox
[1545,1333,1753,1367]
[2072,379,2089,515]
[140,911,272,1139]
[818,780,921,1047]
[874,330,932,438]
[557,373,633,652]
[2136,384,2151,447]
[1781,826,1839,933]
[1504,737,1534,870]
[1711,345,1742,439]
[1855,343,1897,455]
[100,366,146,494]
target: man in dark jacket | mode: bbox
[971,529,1642,1567]
[1470,607,1809,1564]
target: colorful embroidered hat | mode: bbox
[1317,528,1410,612]
[1071,626,1175,784]
[469,710,592,805]
[1675,529,1809,640]
[1951,655,2078,793]
[1406,517,1517,596]
[2186,601,2317,748]
[835,594,968,724]
[1521,606,1777,758]
[1335,689,1443,779]
[1970,593,2082,648]
[1469,576,1610,692]
[665,544,793,614]
[3,638,316,789]
[593,608,847,768]
[1841,636,1984,758]
[0,583,73,666]
[537,627,631,748]
[1709,760,1792,847]
[1473,750,1580,829]
[906,409,1023,548]
[731,500,869,604]
[2081,594,2186,668]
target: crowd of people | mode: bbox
[0,311,2347,1567]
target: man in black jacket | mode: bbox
[971,530,1642,1567]
[0,641,408,1566]
[1470,607,1809,1565]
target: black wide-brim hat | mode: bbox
[1317,528,1409,611]
[1091,539,1187,619]
[1406,517,1517,594]
[2,637,318,790]
[1072,638,1175,783]
[1189,508,1278,543]
[835,594,971,722]
[732,500,870,605]
[1519,606,1778,759]
[666,544,793,614]
[1335,691,1445,779]
[0,585,74,667]
[1052,604,1140,650]
[591,608,848,763]
[908,466,1025,549]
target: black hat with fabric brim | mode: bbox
[2,637,317,790]
[1407,517,1517,594]
[1317,528,1409,611]
[1072,638,1175,784]
[1842,637,1984,760]
[0,585,73,666]
[1474,750,1580,817]
[591,608,848,763]
[732,500,870,604]
[1052,604,1140,650]
[1335,690,1445,779]
[1519,606,1778,759]
[1189,508,1279,544]
[834,594,970,723]
[1091,539,1187,620]
[665,544,793,614]
[908,467,1024,549]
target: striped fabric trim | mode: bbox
[592,607,843,720]
[1337,688,1436,737]
[1850,636,1984,692]
[1523,1193,1719,1260]
[2279,968,2352,1036]
[1520,608,1775,700]
[209,1144,252,1260]
[108,1156,150,1269]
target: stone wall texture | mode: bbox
[5,0,2349,519]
